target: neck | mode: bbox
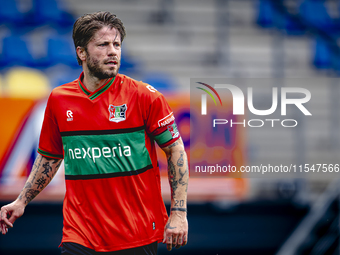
[82,73,110,92]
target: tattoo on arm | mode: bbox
[24,182,32,189]
[32,155,43,179]
[174,200,184,207]
[177,152,184,167]
[35,177,47,189]
[167,141,178,149]
[18,156,42,200]
[55,159,62,169]
[24,189,40,204]
[18,155,63,204]
[171,208,187,212]
[33,155,43,170]
[165,140,189,212]
[42,162,52,178]
[168,156,178,199]
[179,168,187,185]
[19,182,33,201]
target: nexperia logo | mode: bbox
[68,144,131,163]
[196,83,312,128]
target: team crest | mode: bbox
[108,104,127,123]
[167,123,179,138]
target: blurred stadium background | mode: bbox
[1,0,340,254]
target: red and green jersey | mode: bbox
[38,72,180,252]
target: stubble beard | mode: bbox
[86,55,120,80]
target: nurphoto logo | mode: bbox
[196,82,312,128]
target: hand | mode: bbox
[0,200,25,235]
[162,211,188,251]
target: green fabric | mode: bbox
[153,122,179,146]
[154,130,173,145]
[78,80,90,95]
[78,77,115,99]
[37,148,63,159]
[62,129,151,176]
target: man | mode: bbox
[0,11,189,254]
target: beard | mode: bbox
[86,54,120,80]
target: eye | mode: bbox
[97,42,108,47]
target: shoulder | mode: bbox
[118,74,163,103]
[46,79,79,108]
[49,79,79,98]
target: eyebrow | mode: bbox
[95,39,121,44]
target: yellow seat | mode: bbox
[5,68,51,99]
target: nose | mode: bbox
[107,43,117,56]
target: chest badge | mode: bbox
[108,104,127,123]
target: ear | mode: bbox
[76,46,86,62]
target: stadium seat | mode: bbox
[257,0,306,35]
[31,0,74,27]
[284,16,306,35]
[0,0,26,26]
[331,53,340,73]
[5,68,51,99]
[300,0,336,33]
[46,36,78,67]
[120,49,138,74]
[313,37,332,69]
[142,72,177,91]
[256,0,275,28]
[0,35,36,67]
[45,37,139,70]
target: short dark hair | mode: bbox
[72,11,126,65]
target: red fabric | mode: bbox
[37,73,180,252]
[38,93,63,158]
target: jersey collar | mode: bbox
[78,72,116,100]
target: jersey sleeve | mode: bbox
[145,93,181,148]
[37,92,64,159]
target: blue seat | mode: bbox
[142,72,177,91]
[0,0,26,26]
[257,0,306,35]
[256,0,275,28]
[46,37,78,67]
[300,0,336,33]
[332,56,340,73]
[284,16,306,35]
[31,0,74,27]
[119,50,138,74]
[0,36,36,67]
[313,37,332,69]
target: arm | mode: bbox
[0,154,62,235]
[162,137,189,251]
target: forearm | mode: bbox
[162,139,189,250]
[16,154,62,205]
[167,142,189,212]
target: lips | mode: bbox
[105,60,118,65]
